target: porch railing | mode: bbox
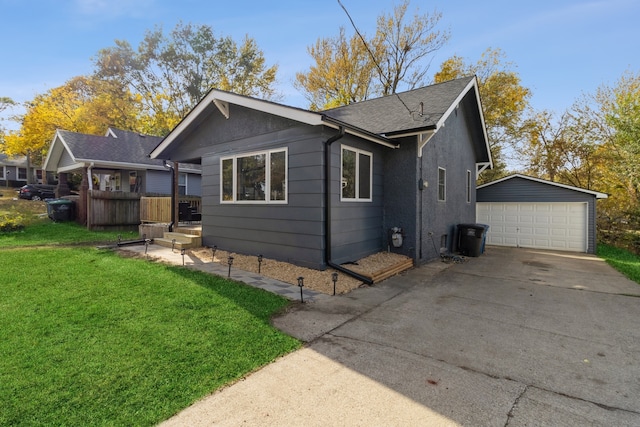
[140,196,201,223]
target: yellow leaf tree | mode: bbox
[434,48,531,181]
[3,76,140,169]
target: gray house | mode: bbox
[477,174,608,254]
[0,153,41,187]
[150,76,492,270]
[43,127,202,196]
[43,127,202,227]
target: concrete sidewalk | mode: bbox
[119,243,329,303]
[129,244,640,426]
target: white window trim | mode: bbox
[220,147,288,204]
[466,169,472,203]
[179,172,188,195]
[340,145,373,202]
[438,167,446,202]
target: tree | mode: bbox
[3,76,139,166]
[93,22,278,134]
[434,48,531,182]
[294,27,376,110]
[0,97,16,144]
[295,1,449,110]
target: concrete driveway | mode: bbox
[160,246,640,426]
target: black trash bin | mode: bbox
[457,223,488,257]
[47,199,75,222]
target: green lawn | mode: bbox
[0,221,300,425]
[597,243,640,284]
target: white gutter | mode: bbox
[87,162,94,191]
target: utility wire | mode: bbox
[337,0,414,116]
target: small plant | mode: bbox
[0,209,25,232]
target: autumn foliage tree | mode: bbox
[434,48,531,182]
[93,22,278,134]
[2,76,139,168]
[295,0,449,110]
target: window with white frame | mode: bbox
[221,148,287,203]
[438,167,446,201]
[466,170,472,203]
[18,168,27,180]
[178,173,187,195]
[341,145,372,201]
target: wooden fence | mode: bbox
[88,190,141,231]
[140,196,201,223]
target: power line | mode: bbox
[336,0,414,116]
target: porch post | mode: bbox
[173,163,179,227]
[77,167,89,226]
[56,172,71,197]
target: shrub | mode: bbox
[0,209,25,232]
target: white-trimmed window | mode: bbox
[438,167,446,202]
[18,168,27,180]
[178,173,187,195]
[221,148,287,203]
[466,170,472,203]
[341,145,372,201]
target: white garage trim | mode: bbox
[477,202,588,252]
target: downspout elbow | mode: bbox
[324,127,373,286]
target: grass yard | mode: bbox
[597,243,640,284]
[0,220,137,248]
[0,247,300,426]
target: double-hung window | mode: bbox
[341,145,372,201]
[438,167,446,202]
[221,148,287,203]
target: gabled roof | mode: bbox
[43,128,201,173]
[0,153,28,167]
[150,76,491,168]
[322,76,476,136]
[477,174,608,199]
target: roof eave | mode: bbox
[477,174,608,199]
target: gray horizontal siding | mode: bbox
[477,177,598,254]
[200,126,327,269]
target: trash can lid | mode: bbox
[46,199,73,205]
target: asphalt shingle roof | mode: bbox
[322,76,475,136]
[58,129,164,166]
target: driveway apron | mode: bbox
[160,247,640,426]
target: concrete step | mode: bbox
[163,231,202,244]
[155,237,201,250]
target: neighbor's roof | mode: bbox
[0,153,28,167]
[43,128,201,173]
[477,174,608,199]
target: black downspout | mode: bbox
[324,128,374,285]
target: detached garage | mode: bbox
[476,174,607,254]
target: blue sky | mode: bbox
[1,0,638,129]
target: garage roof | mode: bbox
[477,174,608,199]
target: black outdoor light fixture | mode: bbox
[332,272,339,296]
[297,276,304,303]
[257,254,263,273]
[212,245,217,262]
[144,238,150,255]
[227,255,234,278]
[181,248,186,265]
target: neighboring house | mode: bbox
[0,153,41,187]
[43,127,201,227]
[150,76,492,270]
[43,127,202,196]
[477,174,608,254]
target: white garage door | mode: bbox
[476,202,588,252]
